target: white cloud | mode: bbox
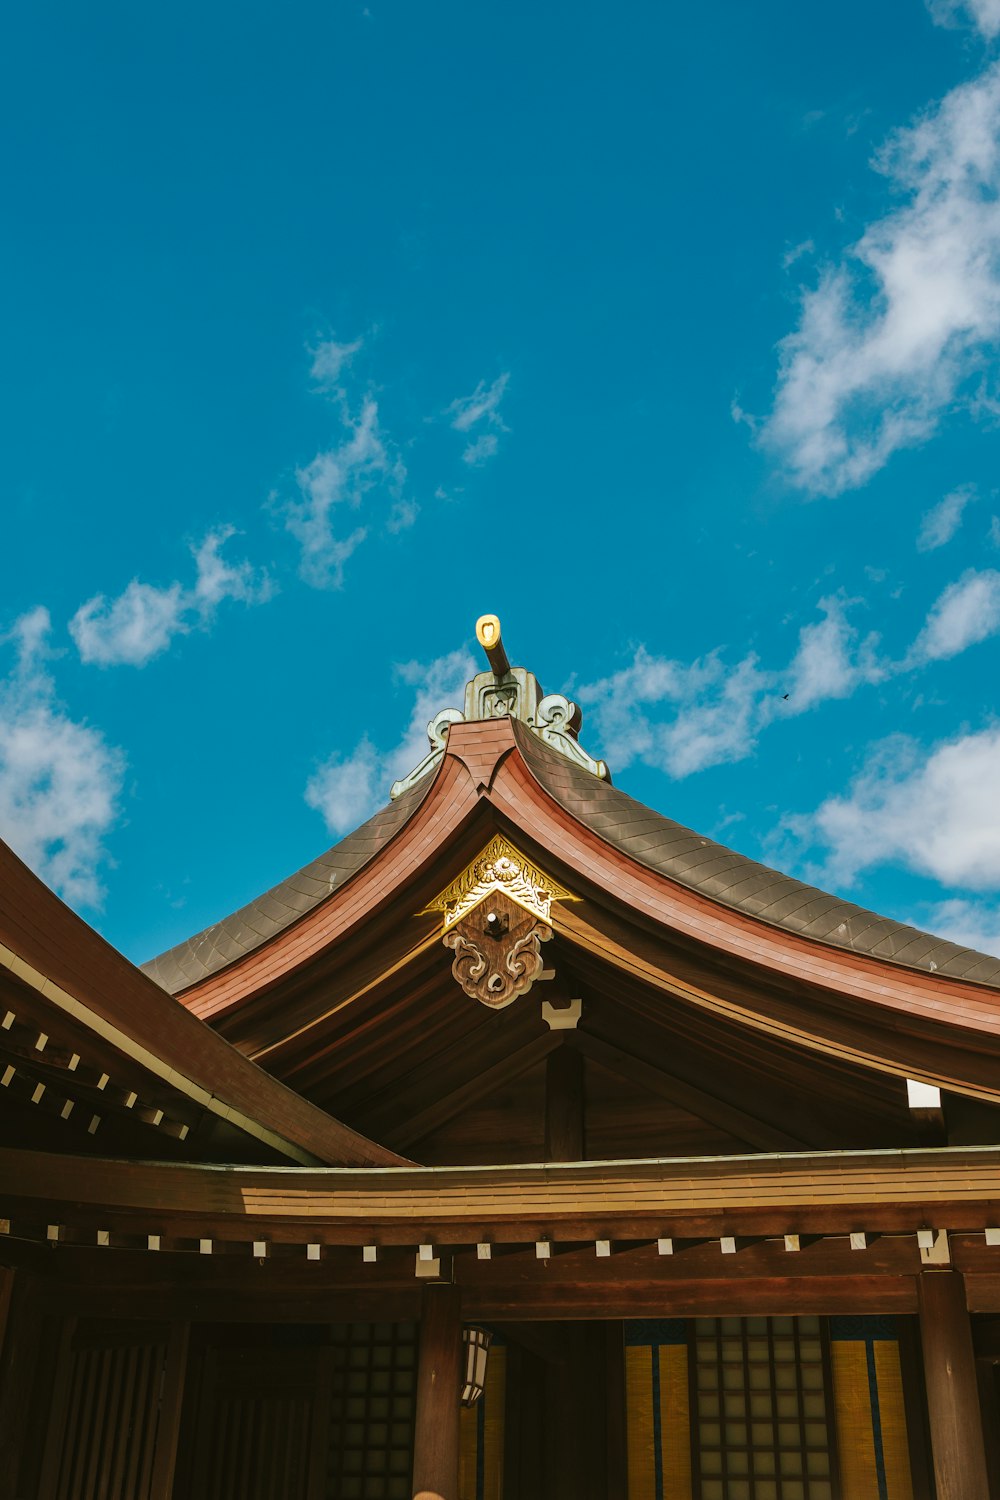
[577,597,885,780]
[304,735,382,836]
[70,526,271,667]
[910,567,1000,661]
[306,648,475,834]
[917,485,975,551]
[285,398,406,588]
[462,432,499,467]
[310,335,363,393]
[781,727,1000,890]
[0,609,124,908]
[783,595,884,711]
[927,0,1000,39]
[763,61,1000,494]
[447,373,509,464]
[921,896,1000,956]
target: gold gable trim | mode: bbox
[421,835,580,929]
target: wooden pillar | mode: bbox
[0,1270,44,1497]
[918,1272,990,1500]
[545,1041,584,1161]
[412,1284,462,1500]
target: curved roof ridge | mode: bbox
[510,720,1000,990]
[142,772,432,996]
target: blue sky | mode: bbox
[5,0,1000,965]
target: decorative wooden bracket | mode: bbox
[422,836,578,1009]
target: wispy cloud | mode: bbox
[763,61,1000,494]
[447,373,509,465]
[309,334,363,393]
[305,648,475,834]
[927,0,1000,39]
[70,528,271,667]
[778,726,1000,891]
[285,398,406,588]
[576,596,883,779]
[917,485,975,550]
[909,567,1000,661]
[920,896,1000,956]
[0,609,124,907]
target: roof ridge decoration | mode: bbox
[421,833,579,1008]
[389,614,609,799]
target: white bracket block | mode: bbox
[307,1243,321,1261]
[850,1232,870,1251]
[986,1227,1000,1247]
[595,1239,611,1257]
[476,1242,492,1260]
[363,1244,379,1263]
[720,1237,737,1255]
[147,1234,161,1251]
[199,1238,213,1255]
[657,1237,674,1256]
[541,997,582,1031]
[253,1240,269,1259]
[418,1242,435,1262]
[97,1229,110,1248]
[535,1240,552,1260]
[783,1235,801,1252]
[918,1229,951,1266]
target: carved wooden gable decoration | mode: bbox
[421,835,579,1008]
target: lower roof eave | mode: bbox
[3,1144,1000,1248]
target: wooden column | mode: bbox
[412,1284,462,1500]
[918,1272,990,1500]
[0,1270,44,1498]
[545,1041,584,1161]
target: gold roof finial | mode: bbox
[389,614,610,799]
[475,614,510,678]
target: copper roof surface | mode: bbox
[143,716,1000,996]
[512,720,1000,988]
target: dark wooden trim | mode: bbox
[149,1319,189,1500]
[897,1314,935,1500]
[605,1322,627,1500]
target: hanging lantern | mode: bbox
[461,1325,492,1406]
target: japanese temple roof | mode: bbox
[143,706,1000,1000]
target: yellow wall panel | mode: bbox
[625,1345,656,1500]
[832,1341,881,1499]
[874,1341,914,1500]
[659,1344,692,1500]
[458,1343,505,1500]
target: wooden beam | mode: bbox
[412,1284,462,1500]
[545,1041,584,1162]
[575,1030,805,1151]
[918,1272,990,1500]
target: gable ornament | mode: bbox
[421,835,579,1009]
[389,615,609,800]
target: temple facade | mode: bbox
[1,616,999,1499]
